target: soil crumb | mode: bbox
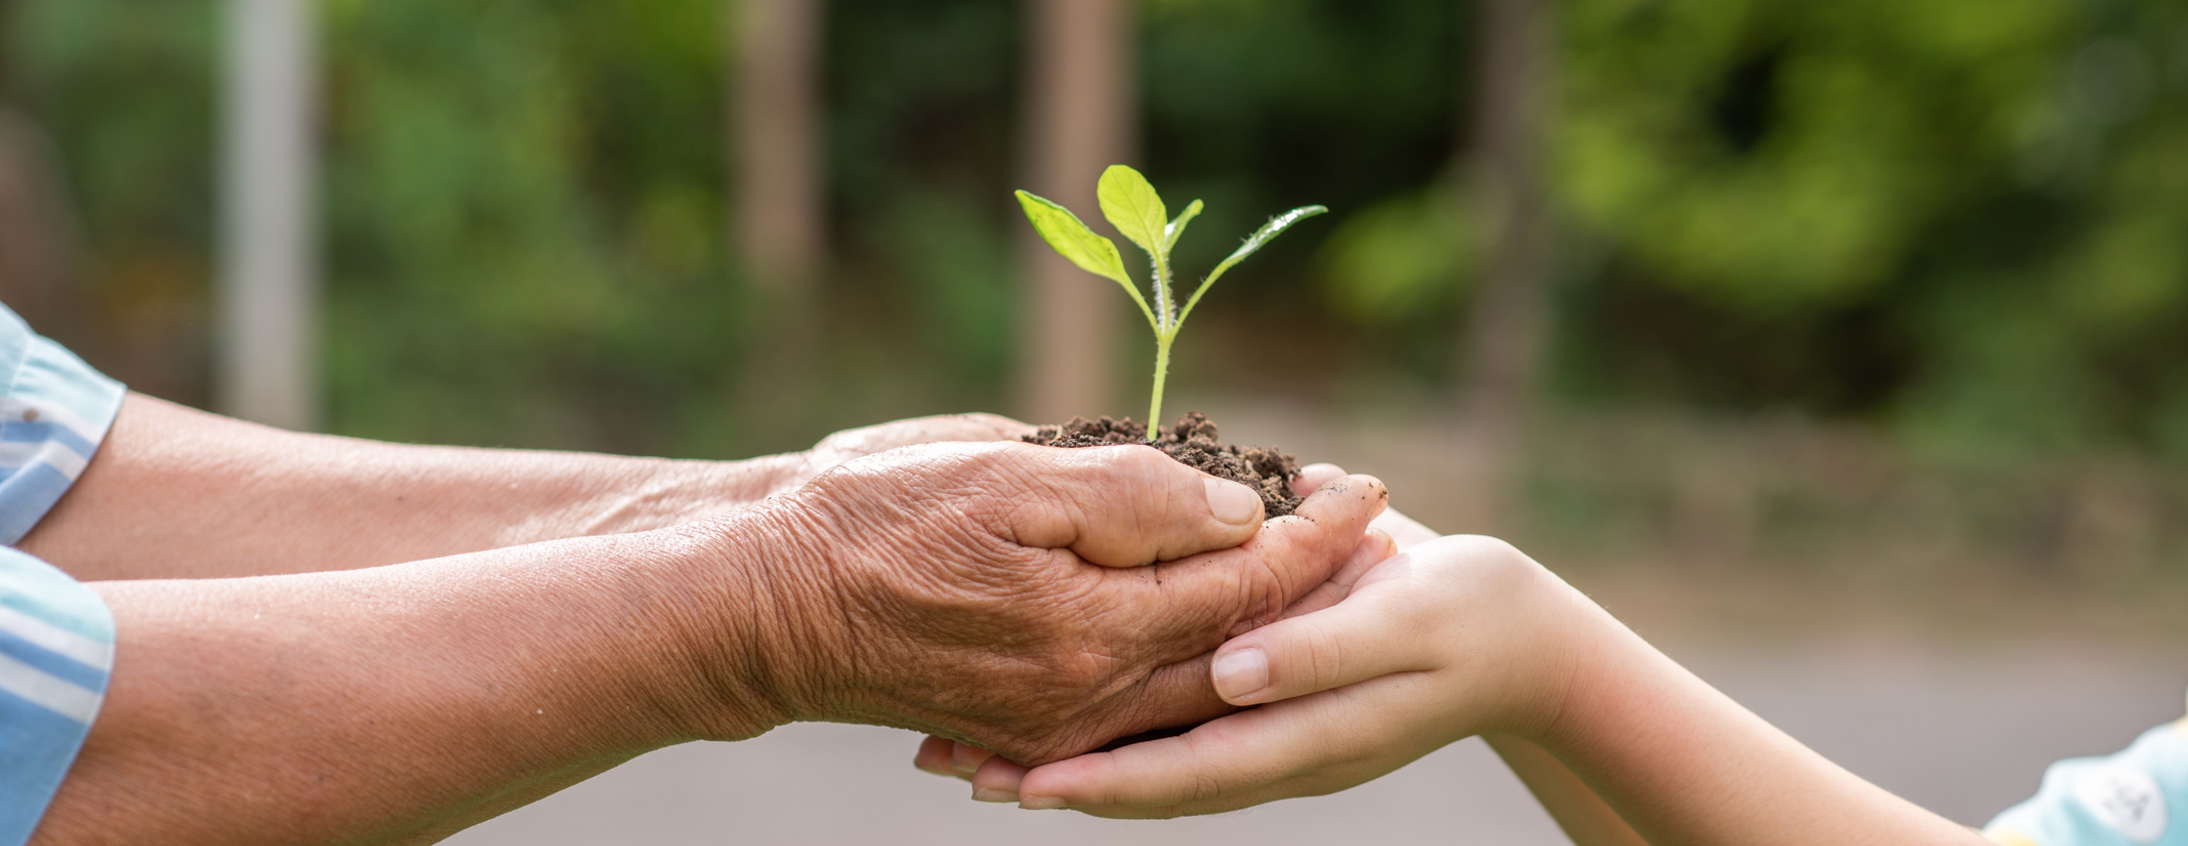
[1023,411,1304,517]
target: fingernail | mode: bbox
[973,787,1020,804]
[1212,647,1269,702]
[1205,478,1261,525]
[1020,795,1067,810]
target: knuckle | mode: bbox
[1222,559,1290,637]
[1303,623,1348,689]
[1055,650,1113,693]
[1188,771,1228,804]
[1179,733,1243,803]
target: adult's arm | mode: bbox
[19,394,1025,581]
[32,441,1389,846]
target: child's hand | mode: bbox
[910,463,1444,791]
[916,466,1988,845]
[989,534,1592,816]
[908,464,1550,813]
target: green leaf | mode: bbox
[1177,205,1329,327]
[1165,199,1204,252]
[1014,190,1158,329]
[1097,165,1168,258]
[1218,205,1329,272]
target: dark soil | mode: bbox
[1022,411,1304,517]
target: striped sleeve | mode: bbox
[0,304,123,844]
[0,306,124,544]
[0,548,112,845]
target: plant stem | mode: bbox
[1148,334,1172,440]
[1152,249,1175,332]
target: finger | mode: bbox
[1277,529,1398,621]
[1015,693,1364,812]
[1077,652,1232,756]
[1069,477,1391,745]
[1291,463,1347,496]
[1294,466,1438,549]
[1003,443,1266,567]
[950,740,998,776]
[969,755,1031,803]
[914,735,960,777]
[1209,564,1431,706]
[1131,473,1389,651]
[1370,506,1440,550]
[1059,779,1320,820]
[1086,530,1411,745]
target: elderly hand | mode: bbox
[684,441,1391,765]
[45,441,1386,845]
[910,462,1437,791]
[774,413,1035,496]
[920,464,1556,814]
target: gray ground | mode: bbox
[444,641,2186,845]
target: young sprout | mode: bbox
[1016,165,1326,436]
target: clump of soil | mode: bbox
[1023,411,1304,517]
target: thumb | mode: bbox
[1208,560,1431,706]
[1009,443,1268,567]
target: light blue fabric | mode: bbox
[0,307,124,546]
[1987,718,2188,846]
[0,304,121,845]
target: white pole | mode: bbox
[217,0,319,430]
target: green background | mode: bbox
[8,0,2187,592]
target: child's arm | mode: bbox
[1337,492,1646,845]
[1486,734,1650,846]
[965,532,1987,845]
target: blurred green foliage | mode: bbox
[4,0,2186,463]
[1552,0,2188,463]
[319,0,744,454]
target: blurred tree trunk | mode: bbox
[729,0,824,445]
[0,107,87,348]
[0,1,88,344]
[218,0,320,431]
[1016,0,1134,425]
[1455,0,1552,530]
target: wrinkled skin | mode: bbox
[707,441,1391,766]
[910,462,1433,786]
[777,413,1036,496]
[35,437,1388,846]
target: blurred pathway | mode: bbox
[444,643,2186,845]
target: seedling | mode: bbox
[1016,165,1326,435]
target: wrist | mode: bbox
[589,454,809,534]
[1468,546,1633,746]
[1515,578,1665,761]
[649,499,849,740]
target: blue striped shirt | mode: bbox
[0,304,123,845]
